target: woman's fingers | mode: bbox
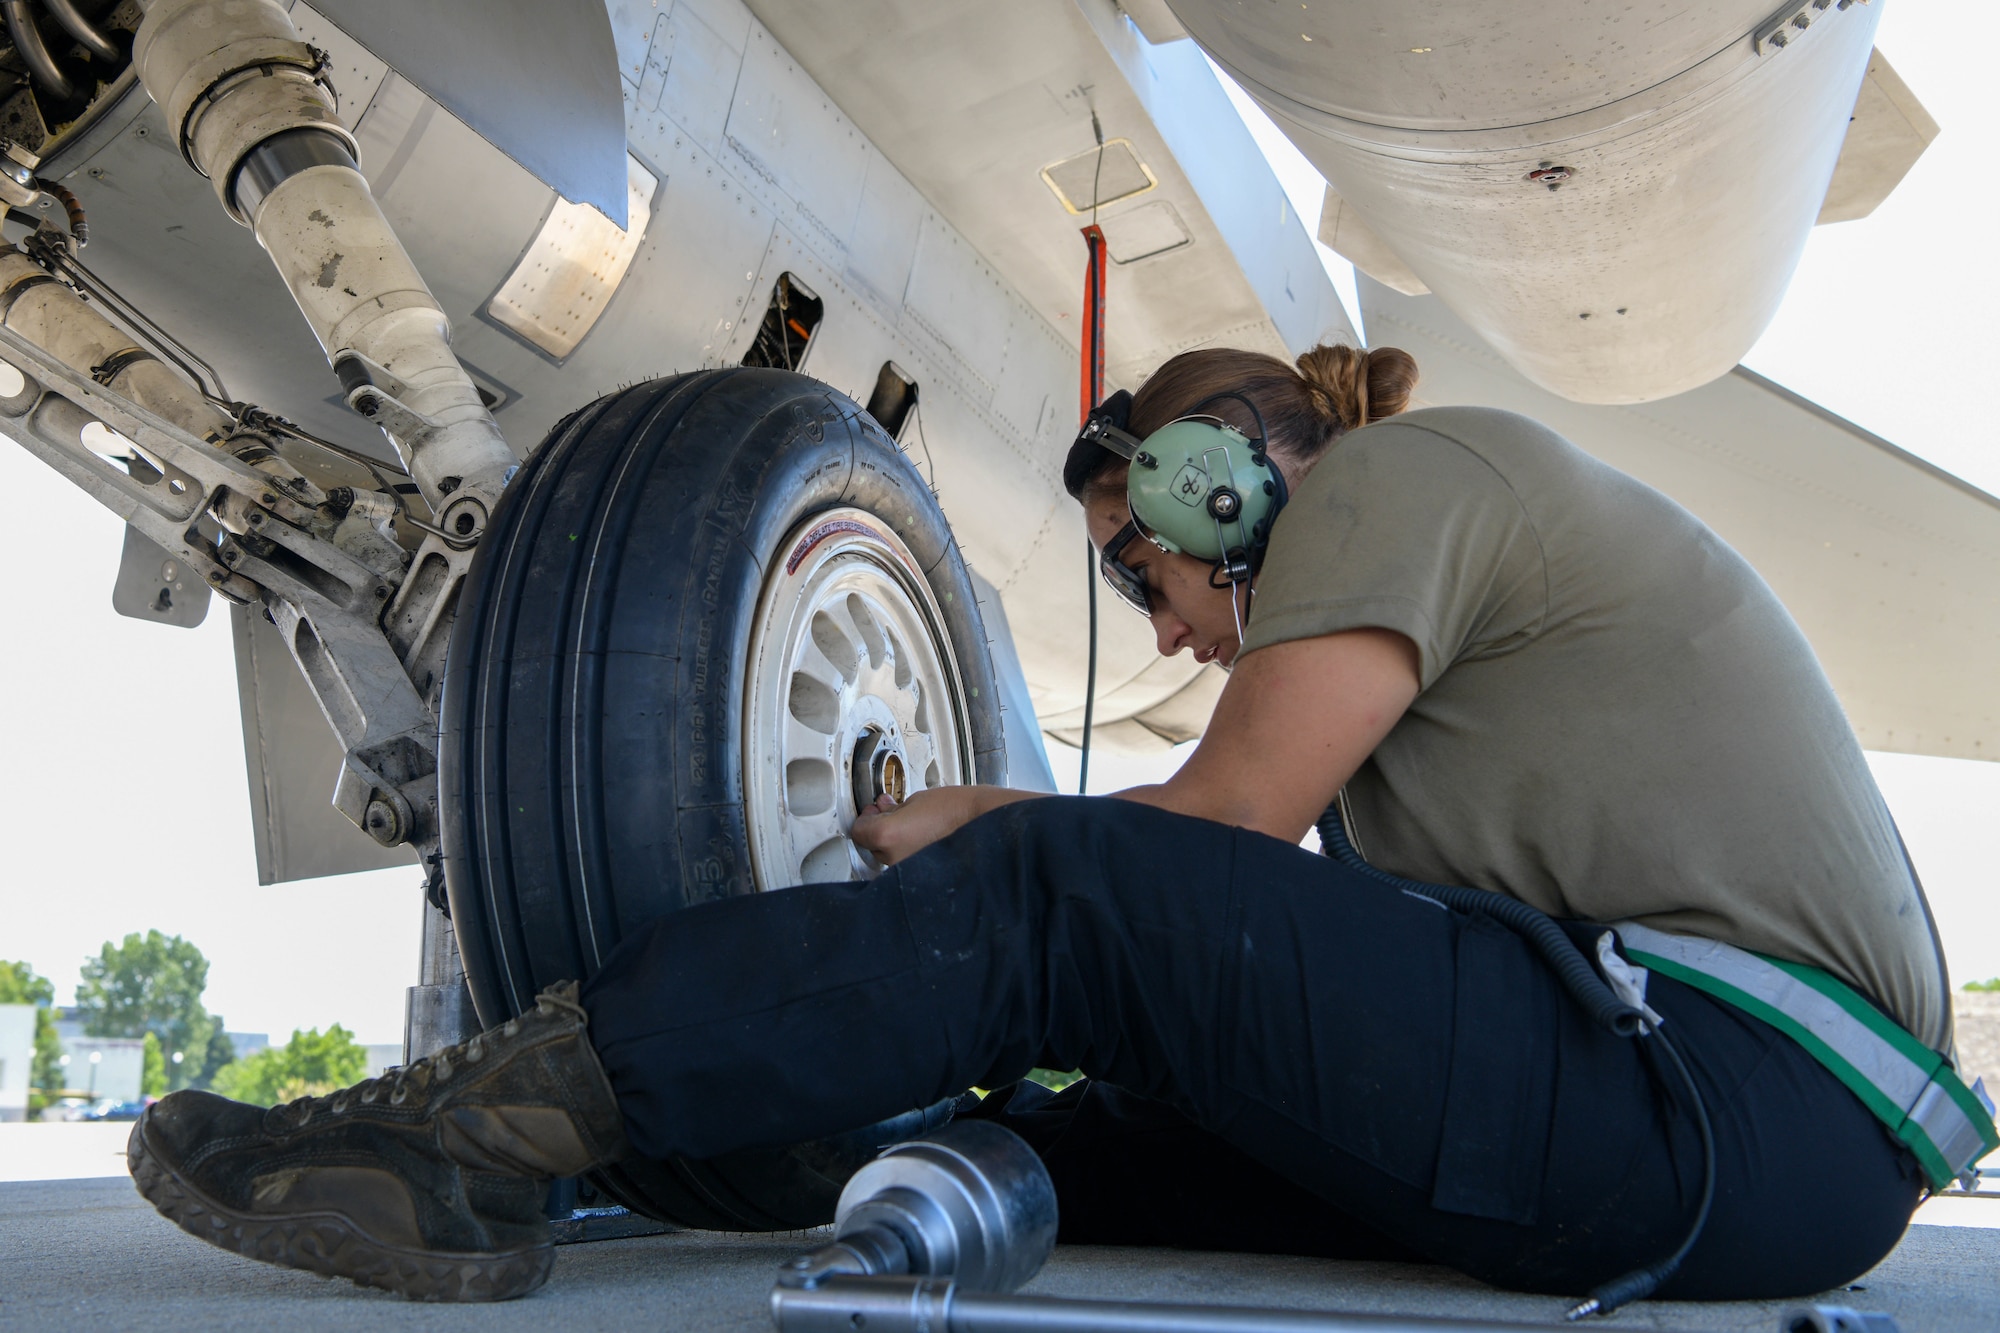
[850,797,906,859]
[850,810,886,850]
[850,788,966,866]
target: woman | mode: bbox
[130,345,1981,1306]
[839,341,1969,1297]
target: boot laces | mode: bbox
[275,1059,431,1127]
[271,985,581,1128]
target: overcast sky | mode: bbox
[1,2,1994,1047]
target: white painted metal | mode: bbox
[0,313,447,848]
[1041,140,1159,215]
[0,325,259,607]
[1045,659,1225,754]
[1116,0,1186,46]
[41,0,1963,905]
[967,569,1060,794]
[0,248,232,441]
[1167,0,1884,404]
[0,0,1971,1098]
[1818,48,1939,225]
[19,0,1337,833]
[288,3,391,134]
[743,510,973,890]
[1363,276,2000,762]
[485,154,659,360]
[111,526,210,628]
[133,0,358,220]
[1317,187,1425,297]
[249,163,514,529]
[135,0,516,542]
[304,0,633,227]
[231,603,415,883]
[738,0,1350,747]
[45,0,517,886]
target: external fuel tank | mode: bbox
[1168,0,1882,403]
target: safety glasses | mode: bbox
[1098,520,1154,617]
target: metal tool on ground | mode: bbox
[772,1121,1893,1333]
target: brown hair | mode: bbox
[1082,343,1418,502]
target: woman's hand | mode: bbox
[851,785,1039,866]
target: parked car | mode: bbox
[78,1099,146,1122]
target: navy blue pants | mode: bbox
[582,797,1921,1298]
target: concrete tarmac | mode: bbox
[0,1122,137,1181]
[4,1176,1997,1332]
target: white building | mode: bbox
[223,1031,270,1059]
[57,1039,144,1103]
[0,1004,35,1122]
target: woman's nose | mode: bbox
[1151,612,1190,657]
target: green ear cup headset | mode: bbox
[1064,389,1289,616]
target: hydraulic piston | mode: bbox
[130,0,517,539]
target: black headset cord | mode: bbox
[1314,805,1717,1319]
[1079,537,1098,795]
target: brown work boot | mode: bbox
[127,981,628,1302]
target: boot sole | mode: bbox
[128,1116,554,1302]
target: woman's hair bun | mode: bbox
[1295,343,1418,432]
[1119,341,1423,484]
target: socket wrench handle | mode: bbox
[774,1275,1680,1333]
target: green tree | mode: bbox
[0,960,66,1106]
[1965,978,2000,993]
[0,960,53,1007]
[196,1029,236,1090]
[75,931,220,1091]
[140,1032,167,1098]
[210,1025,369,1105]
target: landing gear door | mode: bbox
[111,524,210,630]
[306,0,632,226]
[230,602,417,885]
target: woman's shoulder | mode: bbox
[1356,404,1576,456]
[1302,404,1585,499]
[1336,405,1639,504]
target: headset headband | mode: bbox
[1064,390,1140,499]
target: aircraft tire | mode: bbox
[438,368,1005,1230]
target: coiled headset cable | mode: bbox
[1315,805,1716,1319]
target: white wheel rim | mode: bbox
[743,508,973,890]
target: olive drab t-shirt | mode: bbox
[1240,406,1952,1053]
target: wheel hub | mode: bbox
[744,509,972,890]
[851,723,908,811]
